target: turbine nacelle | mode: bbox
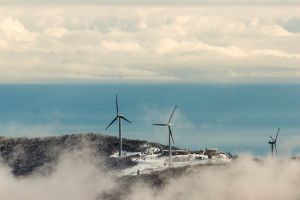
[168,123,174,126]
[105,94,132,130]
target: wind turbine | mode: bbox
[268,128,280,159]
[153,105,177,166]
[105,94,132,157]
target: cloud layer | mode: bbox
[129,156,300,200]
[0,151,115,200]
[1,152,300,200]
[0,3,299,83]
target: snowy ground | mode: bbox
[111,148,232,176]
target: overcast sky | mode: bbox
[0,0,299,83]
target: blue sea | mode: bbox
[0,83,300,157]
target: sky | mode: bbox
[0,0,299,83]
[0,84,300,157]
[0,1,300,157]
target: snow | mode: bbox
[110,147,160,158]
[110,151,142,158]
[111,150,232,176]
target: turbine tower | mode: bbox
[153,105,177,166]
[105,94,132,157]
[268,128,280,159]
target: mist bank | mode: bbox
[0,133,300,199]
[0,149,300,200]
[124,156,300,200]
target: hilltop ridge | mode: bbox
[0,133,168,176]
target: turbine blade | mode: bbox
[169,126,174,144]
[105,116,118,130]
[168,105,177,124]
[121,116,132,123]
[275,128,280,142]
[152,124,168,126]
[116,94,119,114]
[270,135,275,142]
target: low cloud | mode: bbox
[2,153,299,200]
[128,156,300,200]
[0,151,115,200]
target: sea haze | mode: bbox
[0,83,300,157]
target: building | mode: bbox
[163,149,190,155]
[205,148,218,159]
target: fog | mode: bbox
[129,155,300,200]
[0,151,115,200]
[1,152,300,200]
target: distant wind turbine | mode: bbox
[153,105,177,166]
[105,94,132,157]
[268,128,280,159]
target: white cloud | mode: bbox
[100,40,144,52]
[0,17,37,51]
[0,151,115,200]
[0,18,36,42]
[262,25,295,37]
[155,39,246,57]
[252,49,300,58]
[0,5,299,83]
[1,0,300,6]
[43,27,68,38]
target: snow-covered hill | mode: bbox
[110,147,231,176]
[0,133,231,177]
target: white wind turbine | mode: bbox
[105,94,132,157]
[153,105,177,166]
